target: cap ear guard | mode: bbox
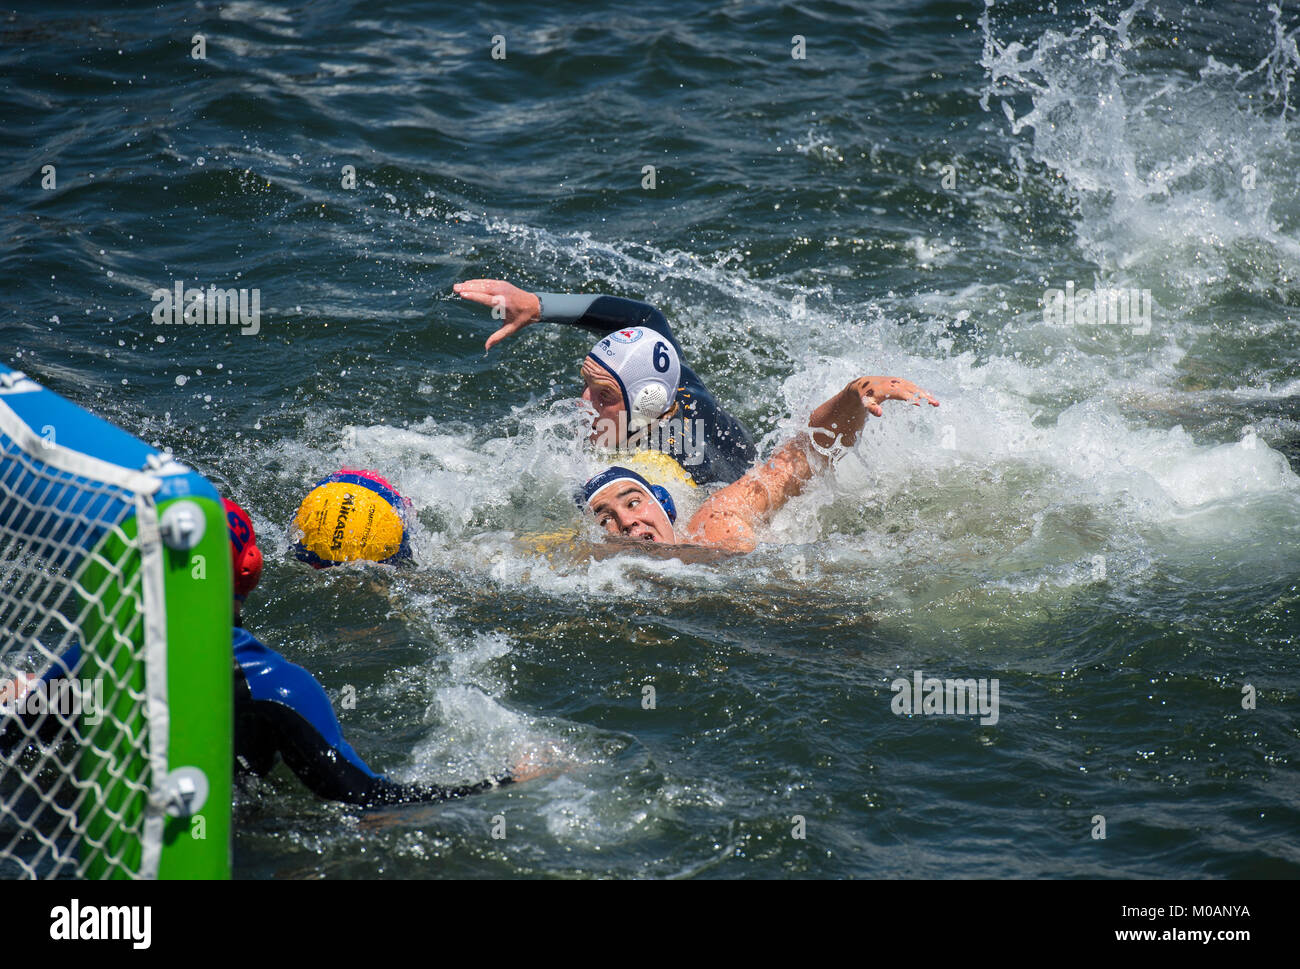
[223,498,263,600]
[648,484,676,523]
[630,382,670,421]
[232,541,264,601]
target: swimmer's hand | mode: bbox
[505,745,569,784]
[507,755,546,784]
[809,376,939,450]
[854,376,939,417]
[452,279,542,350]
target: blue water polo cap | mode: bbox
[577,466,677,524]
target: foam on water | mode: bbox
[980,1,1300,306]
[257,196,1298,617]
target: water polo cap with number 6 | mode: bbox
[586,326,681,432]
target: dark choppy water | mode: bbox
[3,0,1298,878]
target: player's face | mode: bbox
[588,482,675,544]
[580,359,627,447]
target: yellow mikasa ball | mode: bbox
[294,481,406,566]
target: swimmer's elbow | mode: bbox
[686,511,757,553]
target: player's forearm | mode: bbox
[533,292,597,324]
[808,384,869,451]
[535,293,676,345]
[688,436,816,546]
[366,772,513,807]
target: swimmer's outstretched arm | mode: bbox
[686,377,939,552]
[453,278,677,352]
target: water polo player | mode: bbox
[228,495,520,805]
[5,494,519,807]
[580,376,940,554]
[453,278,757,486]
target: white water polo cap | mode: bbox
[587,327,681,432]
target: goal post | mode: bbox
[0,363,231,879]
